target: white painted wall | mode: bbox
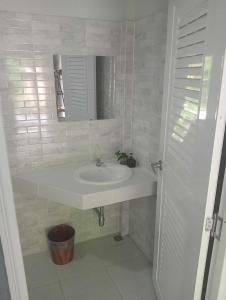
[0,0,168,21]
[0,0,125,21]
[124,0,168,19]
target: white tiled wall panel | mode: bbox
[15,193,121,256]
[0,6,168,261]
[0,10,133,255]
[132,11,167,168]
[129,8,168,261]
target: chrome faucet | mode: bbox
[96,158,104,167]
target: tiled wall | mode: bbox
[0,7,166,261]
[96,56,115,119]
[129,8,167,261]
[15,192,121,255]
[132,12,167,168]
[0,10,134,255]
[121,22,135,153]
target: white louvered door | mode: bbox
[62,55,96,121]
[153,0,226,299]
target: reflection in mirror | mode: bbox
[53,55,115,121]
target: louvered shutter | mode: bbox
[158,6,208,299]
[61,55,96,121]
[152,1,226,299]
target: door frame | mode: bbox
[205,49,226,300]
[153,0,226,299]
[206,172,226,299]
[0,98,29,300]
[152,2,176,298]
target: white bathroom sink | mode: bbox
[13,162,156,209]
[74,163,132,185]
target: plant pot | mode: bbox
[119,158,128,165]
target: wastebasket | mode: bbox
[47,224,75,265]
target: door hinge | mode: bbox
[205,213,224,241]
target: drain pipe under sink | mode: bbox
[94,207,105,227]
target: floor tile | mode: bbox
[61,269,123,300]
[29,283,64,300]
[56,252,104,281]
[25,235,156,300]
[107,255,156,300]
[76,235,145,267]
[24,252,58,288]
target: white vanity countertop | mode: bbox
[12,163,157,210]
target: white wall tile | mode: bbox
[129,8,167,261]
[0,11,133,256]
[0,5,168,261]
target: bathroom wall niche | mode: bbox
[53,54,116,121]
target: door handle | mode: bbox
[151,160,163,174]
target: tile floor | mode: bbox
[24,235,157,300]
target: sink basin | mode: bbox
[74,163,132,185]
[13,162,156,209]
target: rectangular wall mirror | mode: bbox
[53,54,116,121]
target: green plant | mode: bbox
[115,151,128,163]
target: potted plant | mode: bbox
[115,151,128,165]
